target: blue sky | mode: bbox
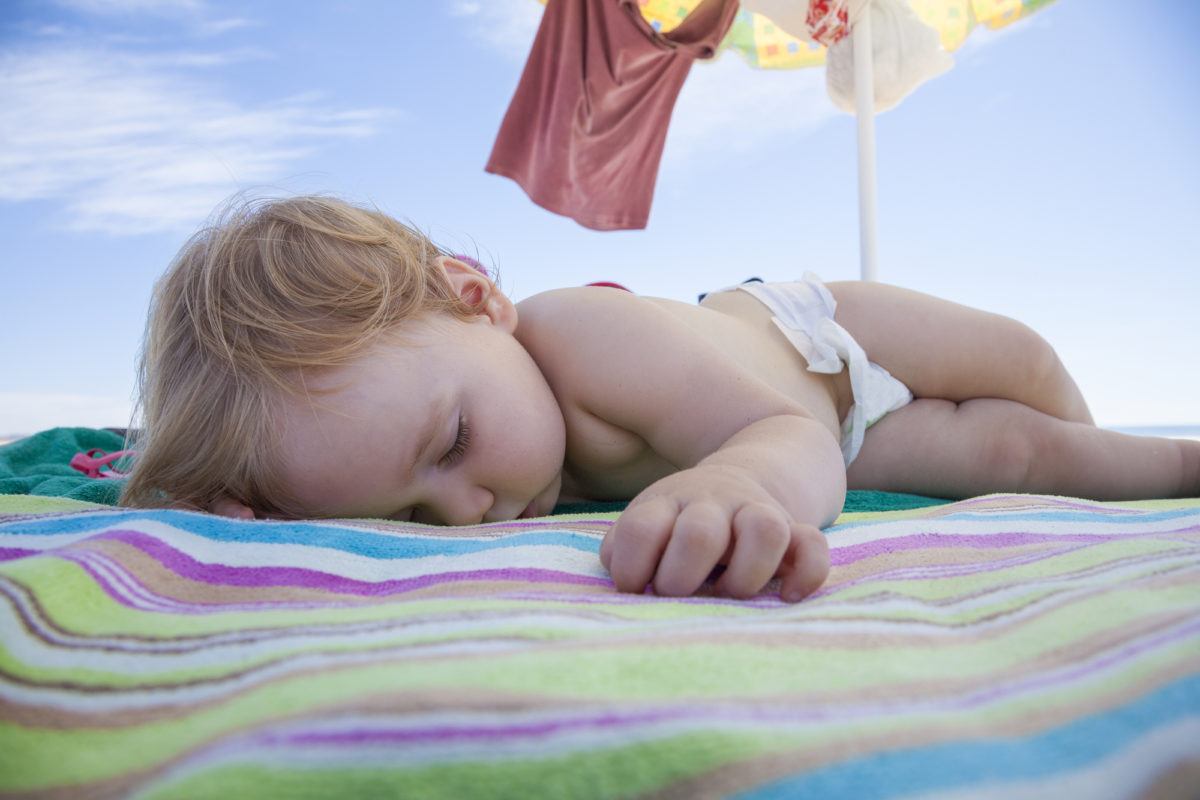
[1,0,1197,438]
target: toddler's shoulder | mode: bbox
[514,285,677,378]
[515,286,647,340]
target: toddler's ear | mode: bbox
[436,256,517,333]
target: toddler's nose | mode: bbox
[438,484,495,526]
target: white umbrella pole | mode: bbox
[852,9,879,282]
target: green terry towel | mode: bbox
[0,427,951,513]
[554,489,949,517]
[0,427,128,505]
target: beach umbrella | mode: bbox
[518,0,1058,280]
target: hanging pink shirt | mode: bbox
[486,0,739,231]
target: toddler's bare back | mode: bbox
[668,290,847,439]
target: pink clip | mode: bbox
[585,281,633,292]
[70,449,137,479]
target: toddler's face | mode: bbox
[276,310,567,524]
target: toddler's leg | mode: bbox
[827,281,1094,425]
[848,398,1200,500]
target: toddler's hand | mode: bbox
[599,465,830,602]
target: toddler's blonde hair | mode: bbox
[120,195,488,516]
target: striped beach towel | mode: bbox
[1,493,1198,799]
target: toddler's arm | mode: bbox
[518,288,846,601]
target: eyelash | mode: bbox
[439,413,471,467]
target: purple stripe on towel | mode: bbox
[829,531,1159,566]
[98,529,609,594]
[0,547,37,562]
[270,708,680,746]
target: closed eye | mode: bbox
[439,412,471,467]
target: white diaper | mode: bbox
[732,273,912,466]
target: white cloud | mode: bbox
[0,47,389,234]
[0,392,134,440]
[452,0,541,59]
[52,0,206,14]
[197,16,256,36]
[50,0,255,37]
[664,54,836,166]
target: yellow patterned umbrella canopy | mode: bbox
[635,0,1056,68]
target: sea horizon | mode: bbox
[1109,425,1200,440]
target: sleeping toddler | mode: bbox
[121,196,1199,602]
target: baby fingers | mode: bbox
[602,497,677,594]
[653,501,731,597]
[778,523,831,602]
[602,495,831,602]
[714,502,791,599]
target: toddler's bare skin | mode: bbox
[210,259,1200,602]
